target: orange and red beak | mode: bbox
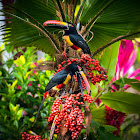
[76,66,91,94]
[43,20,68,29]
[79,71,91,94]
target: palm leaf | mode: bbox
[1,0,60,55]
[80,0,140,53]
[1,0,140,56]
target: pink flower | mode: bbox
[37,84,41,87]
[114,39,139,89]
[105,40,139,135]
[34,93,38,98]
[115,39,137,80]
[22,110,27,116]
[17,85,21,90]
[33,70,36,74]
[33,106,38,109]
[28,82,32,87]
[27,92,33,97]
[34,62,37,66]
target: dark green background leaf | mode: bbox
[91,119,122,140]
[81,0,140,53]
[2,0,58,55]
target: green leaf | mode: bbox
[102,125,118,132]
[25,78,35,86]
[17,109,23,120]
[5,45,14,53]
[98,126,122,140]
[0,125,9,134]
[13,120,18,129]
[128,83,140,92]
[90,83,98,98]
[2,0,58,55]
[115,78,139,85]
[24,71,32,80]
[100,92,140,114]
[11,79,18,89]
[91,119,122,140]
[13,72,23,83]
[9,103,15,112]
[115,78,140,91]
[91,119,100,128]
[81,0,140,53]
[90,106,106,124]
[6,59,14,68]
[100,41,120,84]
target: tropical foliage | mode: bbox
[1,0,140,55]
[0,0,140,140]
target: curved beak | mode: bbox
[79,71,91,94]
[43,20,68,29]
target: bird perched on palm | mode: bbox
[43,20,91,55]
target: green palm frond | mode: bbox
[1,0,60,55]
[80,0,140,53]
[0,0,140,56]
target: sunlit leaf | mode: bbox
[17,109,23,120]
[11,79,18,89]
[13,120,18,128]
[100,92,140,114]
[90,106,106,124]
[100,41,120,84]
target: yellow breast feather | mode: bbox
[52,86,61,91]
[63,36,73,46]
[63,74,71,85]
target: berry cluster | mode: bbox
[81,54,107,85]
[105,105,125,135]
[48,93,93,139]
[62,51,67,58]
[21,132,46,140]
[48,98,61,123]
[64,106,85,139]
[56,53,107,87]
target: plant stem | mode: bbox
[89,84,111,107]
[1,9,61,54]
[56,0,66,21]
[91,31,140,57]
[74,0,86,24]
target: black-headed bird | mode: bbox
[43,20,91,55]
[33,63,90,124]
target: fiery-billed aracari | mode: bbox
[43,20,91,55]
[33,63,90,124]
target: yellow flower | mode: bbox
[14,55,25,66]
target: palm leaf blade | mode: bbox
[81,0,140,53]
[1,0,58,55]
